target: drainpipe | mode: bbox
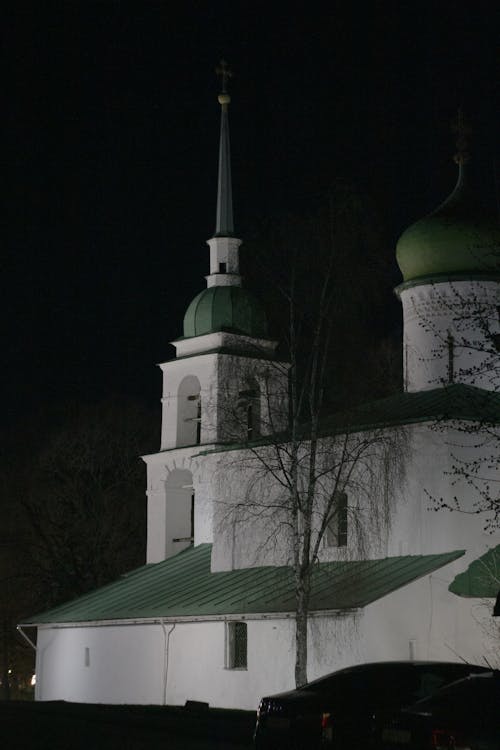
[160,620,176,706]
[17,626,37,697]
[17,625,37,651]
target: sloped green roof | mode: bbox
[449,545,500,597]
[322,383,500,433]
[23,544,464,626]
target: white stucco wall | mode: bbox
[34,562,498,709]
[399,279,500,392]
[35,619,296,710]
[388,423,497,562]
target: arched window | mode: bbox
[177,376,201,447]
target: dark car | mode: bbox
[254,661,491,749]
[381,670,500,749]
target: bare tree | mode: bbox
[23,399,156,608]
[216,191,407,686]
[0,441,38,697]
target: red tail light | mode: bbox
[321,712,333,742]
[431,727,468,749]
[321,712,332,729]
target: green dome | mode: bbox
[183,285,269,339]
[396,164,500,282]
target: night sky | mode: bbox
[5,2,499,430]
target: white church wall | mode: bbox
[388,423,498,564]
[210,444,293,572]
[35,624,165,704]
[362,569,498,668]
[400,279,500,393]
[210,427,405,572]
[34,618,297,710]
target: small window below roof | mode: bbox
[226,621,247,669]
[219,262,227,273]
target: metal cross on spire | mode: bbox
[452,107,471,165]
[216,59,233,95]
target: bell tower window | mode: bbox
[238,380,260,440]
[177,376,202,447]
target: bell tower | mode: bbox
[158,62,288,453]
[144,63,289,564]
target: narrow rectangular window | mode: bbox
[196,398,201,444]
[246,403,254,440]
[190,493,195,545]
[226,621,247,669]
[84,647,90,667]
[219,262,227,273]
[325,493,348,547]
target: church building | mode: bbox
[20,75,500,710]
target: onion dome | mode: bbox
[396,163,500,283]
[183,286,268,339]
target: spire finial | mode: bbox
[216,59,232,106]
[452,107,471,165]
[214,59,234,236]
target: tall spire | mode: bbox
[215,60,234,237]
[452,107,471,166]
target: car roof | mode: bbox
[304,661,488,687]
[263,661,489,700]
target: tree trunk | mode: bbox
[294,580,309,687]
[1,619,10,701]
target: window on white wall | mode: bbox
[226,621,247,669]
[238,380,260,440]
[177,376,201,447]
[324,492,348,547]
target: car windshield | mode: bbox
[303,664,484,708]
[409,672,499,718]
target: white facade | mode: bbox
[27,92,500,710]
[30,224,500,709]
[399,278,500,393]
[32,408,500,708]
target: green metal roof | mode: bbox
[183,286,268,339]
[322,384,500,433]
[195,384,500,458]
[24,544,464,626]
[449,545,500,597]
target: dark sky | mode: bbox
[4,1,499,428]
